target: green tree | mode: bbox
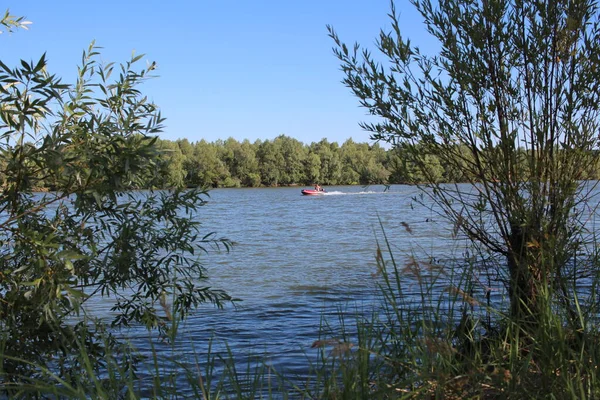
[275,135,307,185]
[187,139,230,187]
[237,139,262,187]
[0,24,231,384]
[153,138,187,188]
[386,143,423,183]
[305,151,322,184]
[361,142,391,184]
[338,139,361,184]
[310,139,342,185]
[218,137,241,187]
[330,0,600,332]
[177,138,195,159]
[217,137,261,187]
[257,139,284,186]
[176,138,195,186]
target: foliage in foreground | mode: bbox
[300,235,600,399]
[331,0,600,336]
[5,1,600,398]
[0,11,232,390]
[7,226,600,399]
[323,0,600,395]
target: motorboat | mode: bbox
[301,189,326,196]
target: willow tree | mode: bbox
[0,13,231,384]
[330,0,600,329]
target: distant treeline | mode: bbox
[10,134,600,190]
[152,134,446,188]
[151,135,600,189]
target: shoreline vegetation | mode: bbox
[4,0,600,397]
[5,232,600,399]
[7,135,600,192]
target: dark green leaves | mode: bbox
[330,0,600,335]
[0,20,233,388]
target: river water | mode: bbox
[82,182,600,396]
[81,185,470,380]
[192,185,454,367]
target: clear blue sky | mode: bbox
[4,1,431,145]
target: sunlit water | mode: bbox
[81,186,464,379]
[79,183,600,393]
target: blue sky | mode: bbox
[4,1,432,145]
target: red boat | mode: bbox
[301,189,326,196]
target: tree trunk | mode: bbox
[508,227,539,327]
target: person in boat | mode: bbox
[314,184,323,192]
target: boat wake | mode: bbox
[323,190,380,196]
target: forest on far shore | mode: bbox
[152,134,600,188]
[9,134,600,190]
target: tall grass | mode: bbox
[307,223,600,399]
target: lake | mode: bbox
[80,185,469,381]
[77,182,600,394]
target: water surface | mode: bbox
[85,185,473,382]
